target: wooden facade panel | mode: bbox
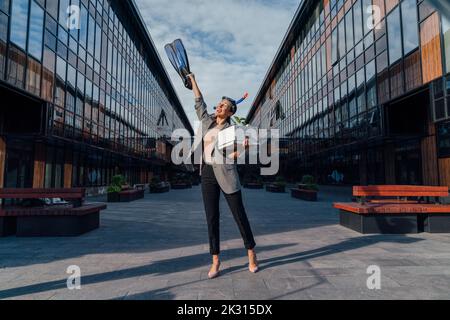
[421,122,439,186]
[64,149,73,188]
[439,158,450,188]
[420,12,443,84]
[32,143,46,189]
[0,137,5,188]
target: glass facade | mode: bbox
[0,0,193,188]
[248,0,450,185]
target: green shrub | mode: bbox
[274,176,287,187]
[107,175,127,193]
[107,185,122,194]
[244,173,263,184]
[299,175,319,191]
[111,175,126,187]
[301,175,315,185]
[151,176,161,186]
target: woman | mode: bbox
[187,73,259,279]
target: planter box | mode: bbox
[107,192,121,203]
[339,210,419,234]
[0,217,16,237]
[108,189,145,202]
[244,183,264,189]
[423,213,450,233]
[150,183,170,194]
[266,184,286,193]
[16,211,101,237]
[171,182,192,190]
[1,203,106,237]
[291,188,318,201]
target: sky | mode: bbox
[134,0,301,128]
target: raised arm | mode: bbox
[187,73,209,121]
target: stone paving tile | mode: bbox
[1,185,450,299]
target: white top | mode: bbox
[203,123,225,165]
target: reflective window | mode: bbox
[59,0,70,27]
[362,0,372,35]
[401,0,419,55]
[443,16,450,74]
[79,5,88,47]
[55,55,66,107]
[26,56,41,95]
[387,7,402,64]
[437,121,450,157]
[7,44,25,87]
[10,0,29,49]
[366,59,375,81]
[345,10,354,51]
[0,0,10,14]
[0,10,7,41]
[353,0,363,43]
[95,23,101,62]
[45,0,58,18]
[67,63,76,88]
[42,46,55,101]
[87,15,95,56]
[338,20,346,59]
[0,12,6,79]
[28,1,44,61]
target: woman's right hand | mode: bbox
[187,73,195,81]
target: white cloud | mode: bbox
[135,0,300,128]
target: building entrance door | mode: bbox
[4,139,34,188]
[395,143,422,185]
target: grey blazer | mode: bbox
[190,97,241,195]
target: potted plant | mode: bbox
[149,176,170,193]
[266,176,287,193]
[107,175,127,202]
[243,174,264,189]
[291,175,319,201]
[171,173,193,189]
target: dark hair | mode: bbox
[222,97,237,115]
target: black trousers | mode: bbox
[201,164,256,255]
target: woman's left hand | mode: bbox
[228,138,250,160]
[243,137,250,150]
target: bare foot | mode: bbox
[248,249,259,273]
[208,256,221,279]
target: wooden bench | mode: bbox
[0,188,106,237]
[333,185,450,234]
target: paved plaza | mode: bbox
[1,186,450,300]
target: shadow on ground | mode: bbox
[0,235,422,300]
[0,186,352,270]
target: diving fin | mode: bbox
[164,39,192,90]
